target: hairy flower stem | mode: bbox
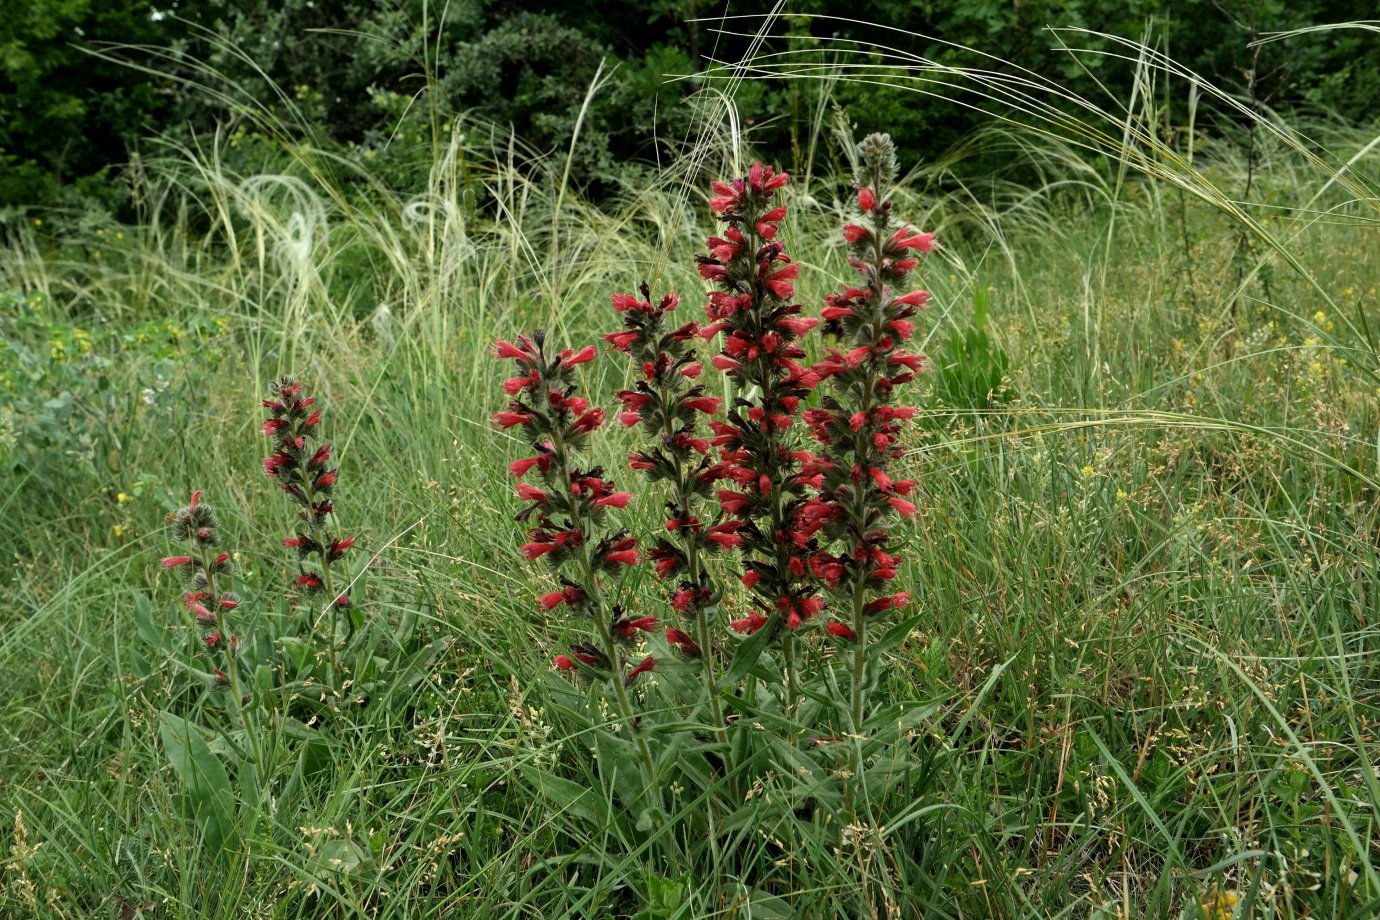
[318,559,341,682]
[849,580,868,732]
[296,466,341,680]
[668,437,730,749]
[198,543,265,786]
[552,427,659,804]
[746,215,804,717]
[847,374,879,731]
[770,474,802,715]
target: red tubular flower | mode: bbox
[326,536,354,562]
[865,592,910,613]
[492,409,533,429]
[605,546,639,567]
[562,345,598,366]
[666,627,701,656]
[553,655,577,671]
[494,339,534,360]
[730,611,768,635]
[624,655,657,685]
[682,396,722,414]
[613,615,659,639]
[705,521,744,550]
[160,555,195,569]
[594,492,632,509]
[540,585,586,609]
[826,621,857,640]
[516,482,549,503]
[504,375,536,396]
[891,229,937,253]
[604,330,639,351]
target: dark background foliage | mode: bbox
[4,0,1378,211]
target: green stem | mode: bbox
[318,557,341,684]
[551,424,660,808]
[667,438,730,760]
[199,544,266,788]
[849,579,868,733]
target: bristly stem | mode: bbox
[197,542,265,786]
[553,424,658,799]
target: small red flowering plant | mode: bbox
[260,376,356,679]
[160,490,266,787]
[161,491,247,696]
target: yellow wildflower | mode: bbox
[117,492,131,504]
[1200,887,1239,920]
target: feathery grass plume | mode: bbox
[494,331,660,795]
[698,162,824,710]
[260,376,354,678]
[807,132,934,730]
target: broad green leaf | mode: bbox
[158,712,236,855]
[519,765,601,826]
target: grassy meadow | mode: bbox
[3,49,1380,918]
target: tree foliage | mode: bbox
[3,0,1378,209]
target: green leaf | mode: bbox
[868,612,925,655]
[632,872,688,919]
[158,712,237,855]
[131,590,171,651]
[723,625,773,686]
[519,765,602,826]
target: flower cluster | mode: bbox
[698,163,826,640]
[606,282,736,659]
[807,133,934,723]
[260,377,353,607]
[494,331,654,685]
[160,490,241,688]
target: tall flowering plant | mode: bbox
[492,331,660,797]
[490,142,940,906]
[697,163,825,709]
[260,376,355,678]
[606,282,740,736]
[808,132,935,729]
